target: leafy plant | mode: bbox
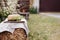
[29,7,37,14]
[0,9,10,22]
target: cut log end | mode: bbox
[0,28,27,40]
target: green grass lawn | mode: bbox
[28,14,60,40]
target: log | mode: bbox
[0,28,27,40]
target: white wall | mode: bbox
[33,0,39,12]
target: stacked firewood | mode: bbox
[0,28,27,40]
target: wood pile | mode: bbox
[0,28,27,40]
